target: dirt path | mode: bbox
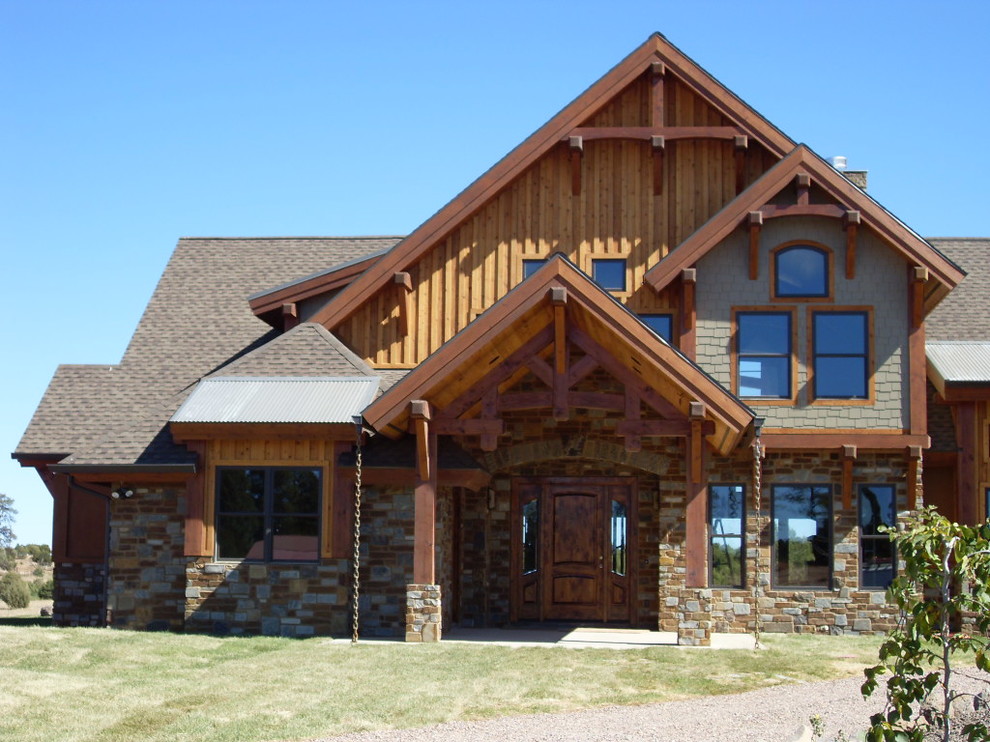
[312,671,990,742]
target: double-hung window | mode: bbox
[710,485,745,587]
[216,467,321,562]
[859,484,896,589]
[812,310,869,399]
[772,484,832,588]
[735,310,793,399]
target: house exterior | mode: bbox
[13,35,990,645]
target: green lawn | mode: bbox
[0,626,882,742]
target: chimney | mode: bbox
[829,155,868,191]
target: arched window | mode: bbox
[773,244,829,298]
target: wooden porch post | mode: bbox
[407,399,442,642]
[685,402,708,589]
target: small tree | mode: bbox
[862,507,990,742]
[0,571,31,609]
[0,494,16,549]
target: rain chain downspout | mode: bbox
[351,415,364,644]
[751,418,765,650]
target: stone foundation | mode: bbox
[53,561,106,627]
[405,583,442,642]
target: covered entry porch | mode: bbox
[360,256,756,644]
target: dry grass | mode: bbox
[0,626,883,742]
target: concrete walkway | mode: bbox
[440,626,757,649]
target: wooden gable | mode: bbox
[363,255,754,456]
[313,34,796,367]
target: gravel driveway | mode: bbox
[314,671,990,742]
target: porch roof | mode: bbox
[363,255,755,456]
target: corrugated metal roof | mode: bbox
[170,377,379,423]
[927,341,990,383]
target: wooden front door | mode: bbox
[512,478,635,624]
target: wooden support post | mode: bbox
[411,400,437,585]
[551,287,568,421]
[909,266,928,437]
[680,268,697,360]
[685,401,708,588]
[183,441,208,557]
[394,271,413,335]
[841,445,857,510]
[569,136,583,196]
[650,61,665,128]
[734,135,748,195]
[955,406,977,523]
[911,266,928,329]
[651,135,665,196]
[747,211,763,280]
[281,302,299,331]
[795,172,811,206]
[843,211,860,279]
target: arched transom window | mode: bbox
[773,244,829,299]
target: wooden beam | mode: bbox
[498,391,624,412]
[796,172,811,205]
[552,288,568,421]
[432,418,504,437]
[759,203,847,220]
[748,211,762,280]
[565,125,745,142]
[411,400,431,481]
[615,418,711,438]
[569,136,583,196]
[332,440,354,558]
[651,135,665,196]
[413,423,438,585]
[650,61,665,129]
[439,326,554,420]
[183,441,208,557]
[759,431,931,449]
[394,271,413,335]
[566,354,598,387]
[686,400,708,588]
[955,405,977,523]
[911,265,928,329]
[681,268,696,359]
[567,326,684,420]
[844,211,860,279]
[480,388,499,452]
[734,135,748,195]
[841,445,857,510]
[281,302,299,331]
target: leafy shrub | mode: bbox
[0,571,31,609]
[35,579,54,600]
[0,548,14,572]
[861,507,990,742]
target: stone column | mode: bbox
[405,583,442,642]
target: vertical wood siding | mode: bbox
[335,74,778,367]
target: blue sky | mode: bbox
[2,1,989,546]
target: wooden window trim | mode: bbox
[731,306,798,405]
[807,306,874,406]
[586,254,631,297]
[769,241,834,303]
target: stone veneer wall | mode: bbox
[53,561,106,627]
[185,559,350,637]
[106,486,186,630]
[659,450,910,644]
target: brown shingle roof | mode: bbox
[927,239,990,341]
[16,237,400,467]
